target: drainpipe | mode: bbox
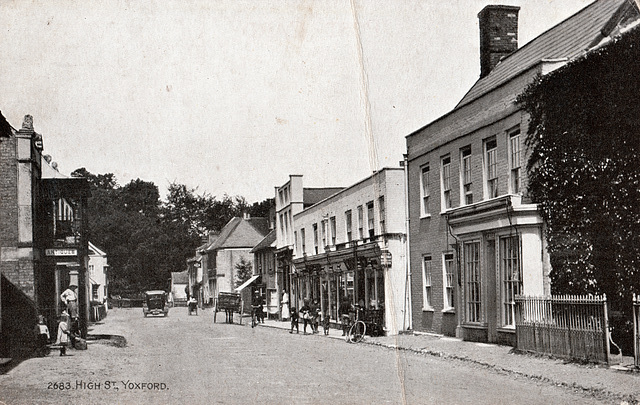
[402,154,412,331]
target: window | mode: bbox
[357,206,363,239]
[366,201,375,238]
[313,223,318,254]
[441,156,452,210]
[444,253,455,309]
[464,241,481,323]
[294,231,298,253]
[89,264,94,276]
[378,196,385,234]
[485,138,498,198]
[422,255,433,309]
[301,228,306,254]
[92,285,99,301]
[330,216,336,246]
[460,146,473,205]
[509,128,521,194]
[345,210,352,242]
[279,213,284,236]
[321,220,327,248]
[501,236,521,327]
[420,164,430,215]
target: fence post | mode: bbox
[603,293,610,364]
[634,293,638,368]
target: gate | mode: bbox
[515,294,610,363]
[634,294,640,368]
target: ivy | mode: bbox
[517,26,640,321]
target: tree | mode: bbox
[518,28,640,351]
[234,257,253,289]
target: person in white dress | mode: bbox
[281,290,290,321]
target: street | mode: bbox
[0,308,614,405]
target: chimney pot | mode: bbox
[478,5,520,78]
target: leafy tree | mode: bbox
[234,257,254,289]
[518,28,640,351]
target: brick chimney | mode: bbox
[478,5,520,78]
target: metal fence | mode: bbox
[514,294,610,363]
[634,294,640,368]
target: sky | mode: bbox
[0,0,593,203]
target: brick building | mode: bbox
[405,1,632,345]
[0,114,89,359]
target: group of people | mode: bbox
[288,297,330,335]
[34,283,82,356]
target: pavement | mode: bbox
[255,317,640,404]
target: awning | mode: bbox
[235,275,260,292]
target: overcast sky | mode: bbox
[0,0,593,203]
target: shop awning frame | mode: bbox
[235,275,260,292]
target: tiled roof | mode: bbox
[456,0,627,109]
[303,188,344,206]
[250,229,277,253]
[205,217,269,251]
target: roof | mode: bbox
[250,229,277,253]
[88,241,106,257]
[205,217,269,252]
[456,0,628,109]
[235,275,260,292]
[303,188,345,206]
[171,271,188,284]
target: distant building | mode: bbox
[87,242,109,305]
[405,0,636,345]
[250,229,277,317]
[203,215,269,300]
[170,271,188,306]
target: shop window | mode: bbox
[464,241,481,323]
[443,253,455,310]
[420,164,430,216]
[509,128,521,194]
[485,137,498,198]
[441,156,452,210]
[422,255,433,309]
[501,235,521,327]
[460,146,473,205]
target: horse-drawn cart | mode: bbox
[213,292,243,324]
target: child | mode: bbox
[55,312,75,356]
[289,307,299,334]
[34,315,50,357]
[322,311,330,335]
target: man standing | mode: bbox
[60,284,78,318]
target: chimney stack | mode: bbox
[478,5,520,78]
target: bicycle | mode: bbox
[345,306,366,343]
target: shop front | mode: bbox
[292,242,387,334]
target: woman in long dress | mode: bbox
[281,290,290,321]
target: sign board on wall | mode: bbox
[45,248,78,256]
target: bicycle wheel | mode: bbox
[349,321,366,343]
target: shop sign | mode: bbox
[381,251,392,267]
[45,248,77,256]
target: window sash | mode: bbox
[422,256,432,308]
[345,211,352,241]
[464,242,481,323]
[444,253,455,309]
[421,165,430,214]
[330,217,336,245]
[501,236,521,326]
